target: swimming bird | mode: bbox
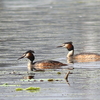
[18,50,67,71]
[57,42,100,63]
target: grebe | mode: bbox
[18,50,67,71]
[57,42,100,63]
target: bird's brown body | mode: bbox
[32,60,67,69]
[18,50,67,71]
[74,53,100,62]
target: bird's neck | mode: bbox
[67,50,74,58]
[27,61,33,71]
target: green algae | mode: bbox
[21,78,63,82]
[25,87,40,92]
[0,83,20,87]
[3,83,8,85]
[15,87,40,92]
[16,88,23,91]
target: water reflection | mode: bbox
[24,75,34,79]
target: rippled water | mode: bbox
[0,0,100,99]
[0,0,100,67]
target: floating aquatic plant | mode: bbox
[57,72,61,74]
[3,83,8,86]
[15,87,40,92]
[0,83,20,87]
[25,87,40,91]
[48,79,54,81]
[16,88,23,91]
